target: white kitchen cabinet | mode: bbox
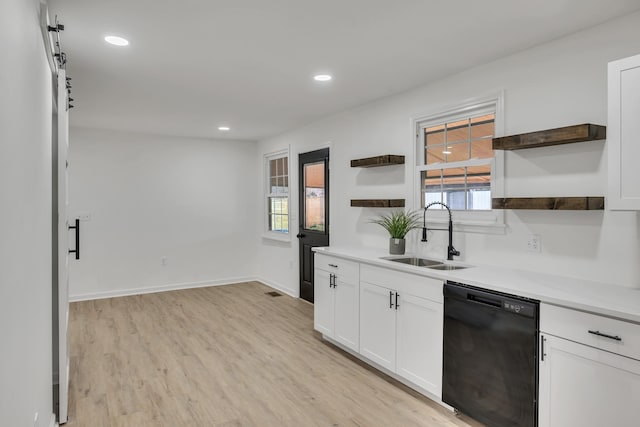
[314,269,334,337]
[359,270,443,397]
[360,281,397,371]
[333,276,360,351]
[538,334,640,427]
[608,53,640,210]
[313,254,360,352]
[539,302,640,426]
[396,293,442,395]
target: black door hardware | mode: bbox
[68,218,80,260]
[588,330,622,341]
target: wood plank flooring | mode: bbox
[67,281,480,427]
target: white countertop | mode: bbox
[313,246,640,324]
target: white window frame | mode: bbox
[263,148,291,242]
[413,94,505,231]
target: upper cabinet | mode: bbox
[608,53,640,210]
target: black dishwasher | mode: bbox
[442,281,539,427]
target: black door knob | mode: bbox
[296,233,305,238]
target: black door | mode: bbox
[297,148,329,303]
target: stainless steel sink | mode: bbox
[383,257,444,267]
[382,256,471,271]
[427,264,469,271]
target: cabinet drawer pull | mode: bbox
[588,330,622,341]
[328,264,338,268]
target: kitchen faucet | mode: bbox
[422,202,460,261]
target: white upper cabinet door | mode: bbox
[396,293,443,398]
[608,53,640,210]
[333,276,359,352]
[539,334,640,427]
[360,281,397,371]
[314,268,334,337]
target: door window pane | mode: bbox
[304,162,325,231]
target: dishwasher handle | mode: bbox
[468,293,502,308]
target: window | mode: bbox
[265,150,289,238]
[415,97,504,227]
[422,113,494,210]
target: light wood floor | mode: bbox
[67,281,481,427]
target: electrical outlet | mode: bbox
[527,234,541,252]
[161,256,168,266]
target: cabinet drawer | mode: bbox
[541,303,640,361]
[315,254,359,284]
[360,264,443,303]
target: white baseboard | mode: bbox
[69,276,259,302]
[256,277,298,298]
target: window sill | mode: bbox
[262,232,291,243]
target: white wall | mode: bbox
[68,128,259,300]
[0,0,54,426]
[257,11,640,294]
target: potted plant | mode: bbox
[371,210,422,255]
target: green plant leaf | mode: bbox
[369,210,422,239]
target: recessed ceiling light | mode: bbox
[218,126,230,131]
[314,74,332,82]
[104,35,129,46]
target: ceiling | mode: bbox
[48,0,640,141]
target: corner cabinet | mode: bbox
[314,254,360,352]
[608,53,640,210]
[538,303,640,427]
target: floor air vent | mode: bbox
[266,291,283,297]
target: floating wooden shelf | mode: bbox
[492,124,606,150]
[350,155,405,168]
[492,197,605,210]
[350,199,406,208]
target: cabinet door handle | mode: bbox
[588,330,622,341]
[329,274,335,288]
[333,274,337,288]
[389,291,393,309]
[328,264,338,268]
[68,218,80,260]
[395,292,400,310]
[540,335,546,362]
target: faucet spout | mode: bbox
[423,202,460,261]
